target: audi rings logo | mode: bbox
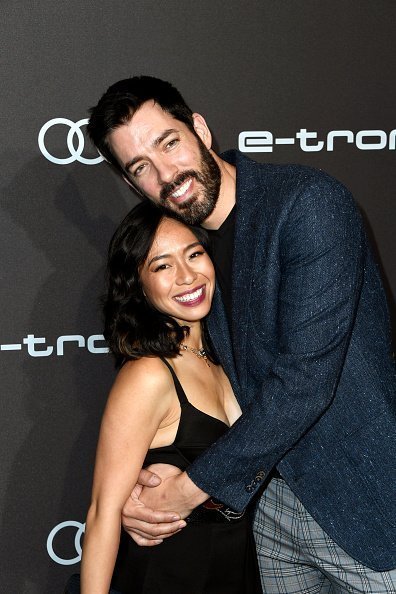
[38,118,104,165]
[47,520,85,565]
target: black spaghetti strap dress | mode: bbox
[111,359,262,594]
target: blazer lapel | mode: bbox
[230,155,262,395]
[207,287,240,398]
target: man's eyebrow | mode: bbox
[147,242,202,267]
[124,129,178,172]
[153,129,177,148]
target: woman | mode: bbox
[80,202,261,594]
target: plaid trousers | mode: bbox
[253,478,396,593]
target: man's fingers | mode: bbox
[143,510,182,524]
[130,527,184,541]
[137,468,162,487]
[122,466,188,548]
[131,534,164,547]
[123,519,186,540]
[122,504,181,525]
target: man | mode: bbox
[88,76,396,592]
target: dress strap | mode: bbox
[160,358,189,405]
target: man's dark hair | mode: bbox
[104,201,215,367]
[87,76,195,176]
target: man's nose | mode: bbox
[156,159,178,185]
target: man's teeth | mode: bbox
[175,287,203,303]
[171,179,192,198]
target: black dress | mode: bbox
[111,359,262,594]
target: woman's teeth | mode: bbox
[174,286,203,303]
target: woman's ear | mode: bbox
[192,113,212,149]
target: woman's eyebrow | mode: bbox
[147,242,202,267]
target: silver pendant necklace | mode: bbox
[180,343,210,367]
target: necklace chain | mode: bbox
[180,343,210,367]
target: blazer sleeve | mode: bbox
[187,177,366,511]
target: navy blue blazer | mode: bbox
[187,150,396,571]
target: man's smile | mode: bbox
[170,178,193,202]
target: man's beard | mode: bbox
[157,138,221,226]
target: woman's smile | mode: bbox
[173,284,206,306]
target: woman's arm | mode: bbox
[80,357,174,594]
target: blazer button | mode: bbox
[245,470,266,493]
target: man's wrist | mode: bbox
[178,471,208,509]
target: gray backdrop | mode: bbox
[1,1,395,592]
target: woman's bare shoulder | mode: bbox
[109,356,175,406]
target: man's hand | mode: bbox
[121,464,208,546]
[139,464,208,519]
[121,466,186,546]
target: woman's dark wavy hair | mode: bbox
[104,201,215,367]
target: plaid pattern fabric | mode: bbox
[253,478,396,593]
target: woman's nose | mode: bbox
[176,263,197,285]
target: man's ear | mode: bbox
[192,113,212,149]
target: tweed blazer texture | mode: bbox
[187,150,396,571]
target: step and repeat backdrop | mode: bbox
[1,1,395,592]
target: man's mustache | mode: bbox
[160,170,202,202]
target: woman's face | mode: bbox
[139,218,215,326]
